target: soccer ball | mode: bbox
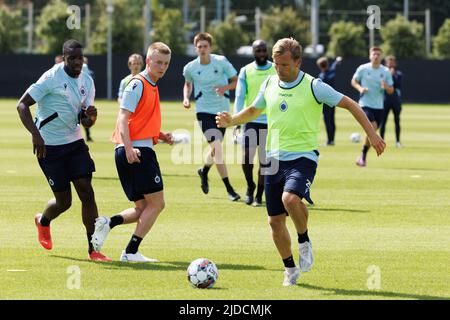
[187,258,218,289]
[350,132,361,143]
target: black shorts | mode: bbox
[196,112,226,143]
[265,157,317,216]
[243,122,267,148]
[38,139,95,192]
[115,146,163,202]
[362,107,383,126]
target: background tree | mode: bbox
[381,15,426,58]
[0,4,25,53]
[260,6,310,49]
[432,19,450,59]
[152,8,188,55]
[89,0,144,54]
[208,13,247,56]
[35,0,84,54]
[326,21,366,58]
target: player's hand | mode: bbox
[359,87,369,95]
[125,147,141,164]
[163,132,174,145]
[215,86,226,97]
[368,133,386,156]
[32,132,46,159]
[216,112,232,128]
[183,99,191,109]
[336,56,343,62]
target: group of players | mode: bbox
[18,32,397,285]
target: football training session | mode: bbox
[0,0,449,303]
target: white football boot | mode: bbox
[120,250,159,263]
[299,241,314,272]
[283,267,300,286]
[91,216,111,252]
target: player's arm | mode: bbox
[381,72,394,95]
[215,75,238,96]
[351,78,368,95]
[337,96,386,156]
[16,92,46,159]
[216,106,263,128]
[117,108,140,164]
[183,81,193,109]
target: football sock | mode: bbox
[39,215,51,227]
[87,233,94,254]
[202,165,211,176]
[222,177,234,193]
[362,145,370,160]
[125,235,143,254]
[255,168,264,199]
[283,255,296,268]
[298,230,310,244]
[242,163,255,191]
[109,215,124,229]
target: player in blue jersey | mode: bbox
[351,46,394,167]
[380,55,403,148]
[16,39,111,262]
[234,40,276,206]
[182,32,240,201]
[316,56,342,146]
[117,53,144,106]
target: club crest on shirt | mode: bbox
[80,85,86,96]
[280,100,288,112]
[64,83,67,90]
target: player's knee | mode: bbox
[56,197,72,212]
[268,217,284,231]
[78,189,95,205]
[281,193,299,211]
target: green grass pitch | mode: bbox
[0,98,449,300]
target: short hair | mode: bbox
[385,55,396,61]
[128,53,144,66]
[252,39,267,49]
[369,46,383,53]
[194,32,213,46]
[146,42,171,59]
[316,57,328,69]
[63,39,83,54]
[272,38,302,60]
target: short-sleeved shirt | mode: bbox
[118,74,133,99]
[26,63,95,146]
[253,70,344,163]
[353,63,393,109]
[183,54,237,115]
[117,71,155,149]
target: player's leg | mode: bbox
[393,103,402,146]
[323,104,335,145]
[196,113,217,194]
[379,105,390,140]
[265,163,300,286]
[282,157,317,272]
[242,124,258,205]
[254,124,268,206]
[357,107,378,167]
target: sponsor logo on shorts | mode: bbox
[48,178,55,186]
[155,175,161,184]
[305,179,312,194]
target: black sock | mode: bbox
[362,145,370,160]
[202,165,211,176]
[242,163,255,191]
[298,230,310,244]
[222,177,234,193]
[87,233,94,254]
[125,234,143,254]
[283,255,296,268]
[255,184,264,199]
[40,215,51,227]
[109,215,124,229]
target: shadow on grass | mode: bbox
[298,283,449,300]
[309,207,370,213]
[50,255,266,272]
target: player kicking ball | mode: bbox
[216,38,385,286]
[91,42,173,262]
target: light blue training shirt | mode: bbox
[234,61,274,124]
[26,62,95,146]
[183,54,237,115]
[117,71,155,149]
[353,62,393,110]
[253,70,344,163]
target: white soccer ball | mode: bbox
[187,258,218,289]
[350,132,361,143]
